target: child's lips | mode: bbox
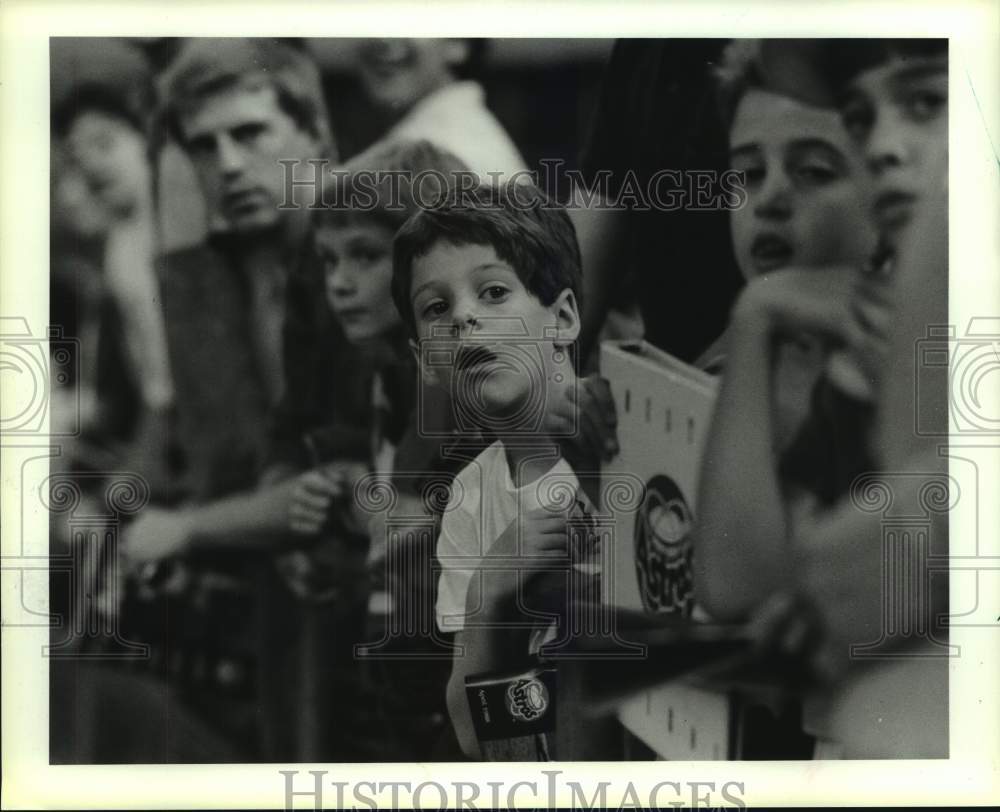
[456,344,499,373]
[750,234,794,272]
[873,190,918,236]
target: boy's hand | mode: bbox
[480,506,571,617]
[287,461,369,536]
[287,468,343,535]
[734,267,860,342]
[551,374,619,471]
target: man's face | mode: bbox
[316,218,401,344]
[840,54,948,250]
[409,241,579,426]
[180,83,320,234]
[355,38,465,115]
[729,88,876,279]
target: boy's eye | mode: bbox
[794,163,838,186]
[742,166,765,187]
[353,247,385,266]
[902,89,947,122]
[186,135,217,158]
[841,98,874,143]
[480,284,510,302]
[421,300,449,320]
[731,159,764,188]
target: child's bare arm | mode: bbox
[694,269,862,620]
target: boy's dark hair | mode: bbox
[314,139,471,234]
[391,181,583,337]
[755,39,948,109]
[159,37,334,157]
[52,81,152,138]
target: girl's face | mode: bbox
[729,88,877,279]
[840,54,948,251]
[317,219,401,345]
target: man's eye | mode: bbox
[481,285,510,302]
[356,248,385,265]
[904,90,947,121]
[232,123,268,144]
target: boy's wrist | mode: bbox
[730,297,777,345]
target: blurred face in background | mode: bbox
[52,146,115,239]
[62,110,150,221]
[729,88,876,279]
[316,217,401,345]
[840,53,948,252]
[355,38,469,115]
[179,82,320,234]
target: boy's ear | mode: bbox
[409,337,440,386]
[550,288,581,347]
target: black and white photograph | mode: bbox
[2,1,998,808]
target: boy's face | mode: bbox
[840,54,948,251]
[409,241,579,423]
[180,83,320,234]
[355,38,467,114]
[316,219,400,344]
[65,110,149,219]
[729,88,876,279]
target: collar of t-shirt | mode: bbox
[489,441,583,513]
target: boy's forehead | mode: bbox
[731,87,847,148]
[757,40,946,108]
[411,240,513,288]
[845,54,948,96]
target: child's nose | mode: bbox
[865,110,909,176]
[754,174,792,220]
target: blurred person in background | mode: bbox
[348,38,525,179]
[117,37,375,761]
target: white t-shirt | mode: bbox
[376,81,527,182]
[435,441,596,634]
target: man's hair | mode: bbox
[315,139,471,235]
[159,37,334,157]
[391,180,583,337]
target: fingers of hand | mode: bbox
[289,501,327,534]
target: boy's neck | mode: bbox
[497,365,578,489]
[501,441,563,490]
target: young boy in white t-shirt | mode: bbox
[392,180,597,758]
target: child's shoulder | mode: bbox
[447,441,507,511]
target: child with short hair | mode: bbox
[695,38,949,758]
[693,39,878,622]
[392,180,595,758]
[284,137,476,760]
